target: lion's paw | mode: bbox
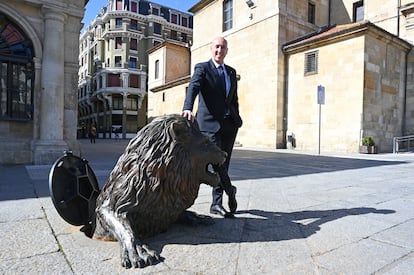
[121,243,161,268]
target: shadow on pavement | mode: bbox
[144,207,395,258]
[229,150,406,180]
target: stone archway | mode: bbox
[0,8,41,164]
[0,4,42,59]
[0,13,35,121]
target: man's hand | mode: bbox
[181,110,195,122]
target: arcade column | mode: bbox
[32,8,69,164]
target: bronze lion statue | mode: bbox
[91,114,226,268]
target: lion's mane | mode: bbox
[95,114,207,238]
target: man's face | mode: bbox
[210,38,228,64]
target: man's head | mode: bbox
[210,37,228,64]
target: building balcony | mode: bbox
[94,86,146,98]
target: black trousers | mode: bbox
[203,117,238,206]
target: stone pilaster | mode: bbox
[32,8,69,164]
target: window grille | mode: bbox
[304,51,318,75]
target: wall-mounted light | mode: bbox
[246,0,255,8]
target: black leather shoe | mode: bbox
[228,186,237,214]
[210,205,234,218]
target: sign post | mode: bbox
[317,85,325,155]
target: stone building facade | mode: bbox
[0,0,86,164]
[148,0,414,153]
[78,0,193,140]
[147,41,191,120]
[283,21,411,152]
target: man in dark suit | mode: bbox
[182,36,242,218]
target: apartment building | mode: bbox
[78,0,193,139]
[148,0,414,153]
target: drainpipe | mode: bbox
[282,50,289,149]
[328,0,331,25]
[402,50,409,135]
[398,0,401,37]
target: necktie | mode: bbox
[219,65,230,114]
[218,65,226,92]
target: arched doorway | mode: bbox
[0,13,34,121]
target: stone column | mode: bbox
[101,73,107,89]
[32,8,68,164]
[32,57,42,140]
[41,9,66,139]
[121,72,129,139]
[122,92,128,139]
[95,74,100,90]
[138,73,147,108]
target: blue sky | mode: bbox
[83,0,199,28]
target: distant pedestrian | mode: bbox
[90,125,97,143]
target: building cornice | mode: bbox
[102,29,144,40]
[282,21,412,54]
[150,76,191,93]
[189,0,215,13]
[147,40,189,54]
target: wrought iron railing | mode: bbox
[393,135,414,153]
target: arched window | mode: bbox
[0,13,34,120]
[155,59,159,79]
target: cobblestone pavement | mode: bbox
[1,138,413,274]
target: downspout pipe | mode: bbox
[282,51,289,149]
[402,50,409,135]
[398,0,401,37]
[328,0,331,25]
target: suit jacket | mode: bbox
[183,59,242,133]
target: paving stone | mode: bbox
[237,240,316,274]
[371,219,414,249]
[159,238,239,274]
[0,252,72,274]
[0,218,58,261]
[304,211,395,256]
[377,252,414,275]
[315,238,411,274]
[0,198,44,222]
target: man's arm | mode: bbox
[182,63,205,122]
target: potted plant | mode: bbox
[359,136,377,154]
